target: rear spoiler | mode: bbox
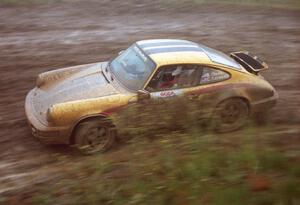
[230,51,268,75]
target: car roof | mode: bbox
[136,39,212,66]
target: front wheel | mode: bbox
[74,119,116,155]
[212,98,249,133]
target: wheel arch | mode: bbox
[216,96,251,111]
[213,85,252,113]
[69,114,113,145]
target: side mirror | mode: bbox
[118,50,124,55]
[137,90,150,101]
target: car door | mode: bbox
[145,64,202,100]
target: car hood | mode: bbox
[31,62,118,119]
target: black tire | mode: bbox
[74,119,116,155]
[212,98,249,133]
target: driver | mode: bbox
[158,66,182,89]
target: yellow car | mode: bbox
[25,39,278,154]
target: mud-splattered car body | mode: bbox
[25,39,278,150]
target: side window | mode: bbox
[146,64,200,91]
[199,67,230,85]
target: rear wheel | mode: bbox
[74,119,116,155]
[213,98,249,133]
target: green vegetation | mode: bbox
[29,99,299,205]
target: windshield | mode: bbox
[200,44,242,70]
[110,45,155,91]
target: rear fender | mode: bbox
[187,83,252,109]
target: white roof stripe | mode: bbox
[143,45,200,50]
[137,39,190,45]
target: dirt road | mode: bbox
[0,0,299,199]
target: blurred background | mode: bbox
[0,0,299,204]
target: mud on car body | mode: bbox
[25,39,278,154]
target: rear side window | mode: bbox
[199,67,230,85]
[200,44,242,70]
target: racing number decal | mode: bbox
[150,89,183,99]
[160,91,175,97]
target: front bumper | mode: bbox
[25,89,70,144]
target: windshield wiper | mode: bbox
[102,70,110,83]
[105,61,114,81]
[105,64,109,73]
[100,63,112,83]
[106,62,114,81]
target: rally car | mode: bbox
[25,39,278,154]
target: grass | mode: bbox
[22,99,300,205]
[28,130,299,205]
